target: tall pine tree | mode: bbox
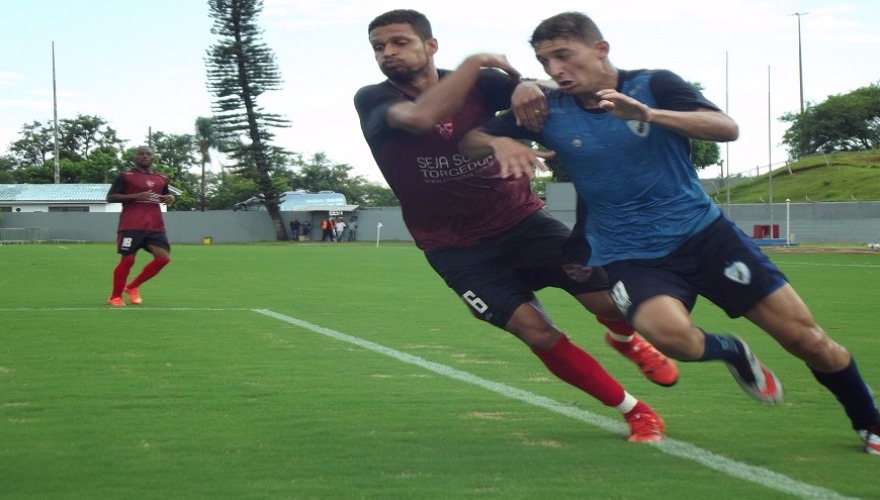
[205,0,290,239]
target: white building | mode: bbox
[0,184,122,213]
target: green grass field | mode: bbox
[1,242,878,499]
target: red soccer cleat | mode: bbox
[624,401,665,442]
[606,332,679,387]
[124,287,142,305]
[107,297,126,307]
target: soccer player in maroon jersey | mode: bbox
[353,9,675,441]
[105,146,174,306]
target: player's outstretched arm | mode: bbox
[596,89,738,142]
[388,53,520,134]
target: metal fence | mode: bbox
[0,227,87,244]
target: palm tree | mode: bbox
[194,116,219,211]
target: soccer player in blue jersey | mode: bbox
[460,11,880,455]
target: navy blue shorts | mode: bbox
[425,209,609,328]
[116,230,171,255]
[603,214,787,322]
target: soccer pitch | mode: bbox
[1,242,877,499]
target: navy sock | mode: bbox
[697,332,755,384]
[812,357,880,430]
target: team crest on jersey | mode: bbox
[627,120,650,137]
[435,118,454,139]
[146,180,156,188]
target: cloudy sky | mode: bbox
[1,0,878,184]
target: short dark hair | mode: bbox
[368,9,433,40]
[530,12,603,47]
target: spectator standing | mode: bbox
[289,218,301,241]
[348,217,359,241]
[335,217,346,242]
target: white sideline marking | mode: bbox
[255,308,858,500]
[0,307,253,312]
[774,260,880,269]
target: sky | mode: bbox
[1,0,879,185]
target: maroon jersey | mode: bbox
[354,69,545,251]
[108,169,170,231]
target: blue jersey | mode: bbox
[480,69,722,266]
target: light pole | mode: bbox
[785,199,791,246]
[792,12,809,114]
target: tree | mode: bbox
[205,0,291,240]
[690,138,721,170]
[688,82,722,170]
[194,116,224,211]
[9,121,54,168]
[0,155,20,183]
[287,152,398,207]
[781,83,880,158]
[56,114,123,162]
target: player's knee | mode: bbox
[784,324,836,356]
[514,326,563,350]
[154,256,171,268]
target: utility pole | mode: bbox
[792,12,809,114]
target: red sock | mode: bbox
[596,316,635,336]
[532,335,625,406]
[127,257,170,289]
[112,255,136,298]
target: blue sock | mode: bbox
[812,357,879,430]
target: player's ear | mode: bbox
[426,37,438,56]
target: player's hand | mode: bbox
[511,81,548,132]
[596,89,653,122]
[131,191,157,201]
[562,263,594,283]
[160,194,175,205]
[489,136,554,180]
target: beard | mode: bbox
[381,65,416,83]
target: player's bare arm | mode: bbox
[388,53,521,134]
[459,129,554,180]
[596,89,739,142]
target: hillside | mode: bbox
[703,150,880,203]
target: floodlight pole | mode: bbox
[792,13,809,114]
[724,51,731,213]
[767,66,774,234]
[52,42,60,184]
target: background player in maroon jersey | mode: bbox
[105,146,174,306]
[353,9,675,441]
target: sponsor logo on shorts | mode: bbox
[724,261,752,285]
[611,281,632,316]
